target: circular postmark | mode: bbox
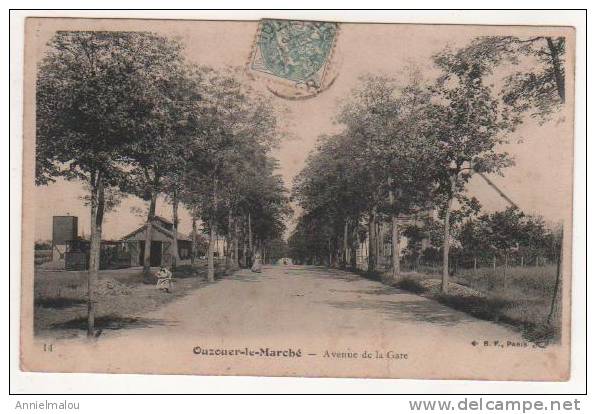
[247,19,341,100]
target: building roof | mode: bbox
[154,216,173,225]
[120,218,191,242]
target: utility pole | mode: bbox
[476,172,519,209]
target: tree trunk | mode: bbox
[441,182,455,294]
[368,210,377,273]
[389,189,401,281]
[548,231,564,325]
[503,252,509,289]
[143,190,158,280]
[171,191,180,270]
[87,172,105,338]
[242,225,248,268]
[248,212,253,262]
[391,215,401,281]
[343,220,349,268]
[234,219,240,269]
[227,210,233,267]
[376,222,382,264]
[207,178,217,282]
[351,226,358,269]
[207,219,215,282]
[191,216,197,267]
[545,37,565,103]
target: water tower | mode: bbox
[52,215,78,262]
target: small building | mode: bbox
[121,216,192,267]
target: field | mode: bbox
[389,264,561,343]
[34,261,230,339]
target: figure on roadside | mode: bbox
[251,252,262,273]
[156,265,174,292]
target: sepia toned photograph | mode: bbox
[19,15,575,381]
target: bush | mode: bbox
[172,265,200,278]
[522,322,558,344]
[396,277,428,294]
[435,294,510,322]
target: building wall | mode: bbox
[122,227,193,267]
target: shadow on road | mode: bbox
[283,266,363,282]
[329,286,408,296]
[51,315,177,331]
[226,271,270,283]
[323,298,476,326]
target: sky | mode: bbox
[27,18,575,241]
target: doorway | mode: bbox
[138,241,163,267]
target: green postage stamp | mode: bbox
[250,19,340,99]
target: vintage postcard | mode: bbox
[20,16,575,380]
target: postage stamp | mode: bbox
[249,19,340,99]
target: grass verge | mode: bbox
[34,262,234,339]
[391,273,560,344]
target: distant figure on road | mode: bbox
[251,253,262,273]
[277,257,293,266]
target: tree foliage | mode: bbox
[448,36,566,122]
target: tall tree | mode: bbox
[162,170,184,270]
[121,46,198,280]
[293,132,369,269]
[428,47,520,293]
[335,75,437,277]
[36,31,180,335]
[181,68,280,281]
[335,77,397,273]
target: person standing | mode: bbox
[251,252,262,273]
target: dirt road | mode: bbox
[106,264,522,341]
[28,265,563,380]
